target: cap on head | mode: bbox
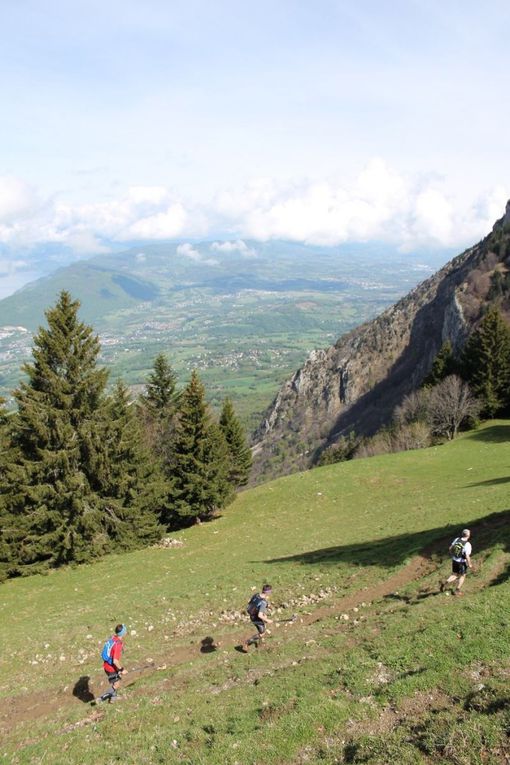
[115,623,127,637]
[462,529,471,538]
[262,584,272,594]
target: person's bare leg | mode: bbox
[441,573,458,591]
[454,574,466,594]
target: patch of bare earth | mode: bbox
[3,530,506,737]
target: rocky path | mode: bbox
[3,540,505,736]
[0,550,440,735]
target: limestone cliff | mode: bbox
[252,203,510,478]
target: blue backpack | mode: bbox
[101,637,116,663]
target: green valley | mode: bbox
[0,240,447,430]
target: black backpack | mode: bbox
[247,593,264,619]
[451,538,466,558]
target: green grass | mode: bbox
[1,421,510,764]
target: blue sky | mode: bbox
[1,0,509,281]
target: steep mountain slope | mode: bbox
[252,203,510,476]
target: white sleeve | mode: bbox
[464,542,472,556]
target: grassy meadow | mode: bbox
[1,421,509,764]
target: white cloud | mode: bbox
[176,242,201,261]
[176,242,218,266]
[210,239,257,257]
[215,162,509,249]
[0,165,507,268]
[126,203,188,239]
[0,176,39,223]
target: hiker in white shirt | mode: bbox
[440,529,472,596]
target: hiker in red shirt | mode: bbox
[96,623,128,703]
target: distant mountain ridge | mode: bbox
[252,203,510,477]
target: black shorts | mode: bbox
[105,670,121,685]
[251,618,266,635]
[452,560,467,575]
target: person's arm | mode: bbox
[258,604,272,623]
[465,551,472,569]
[111,643,127,674]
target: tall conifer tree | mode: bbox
[461,306,510,416]
[6,291,111,570]
[422,341,457,387]
[139,354,180,468]
[142,353,179,417]
[0,397,14,580]
[170,371,231,525]
[219,397,252,487]
[87,380,164,547]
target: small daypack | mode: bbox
[451,539,465,559]
[247,593,264,619]
[101,637,116,664]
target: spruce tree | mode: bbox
[6,291,110,570]
[461,306,510,416]
[0,397,14,580]
[141,353,179,418]
[139,353,180,467]
[422,341,457,387]
[219,397,252,487]
[87,380,164,548]
[170,371,232,525]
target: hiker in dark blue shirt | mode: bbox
[240,584,273,653]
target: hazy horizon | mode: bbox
[1,0,509,292]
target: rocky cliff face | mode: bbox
[252,204,510,478]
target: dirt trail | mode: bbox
[0,550,440,735]
[4,539,507,736]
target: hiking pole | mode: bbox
[274,614,298,624]
[128,662,158,673]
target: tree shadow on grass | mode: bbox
[266,509,510,571]
[488,562,510,588]
[72,676,94,703]
[464,424,510,443]
[466,477,510,488]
